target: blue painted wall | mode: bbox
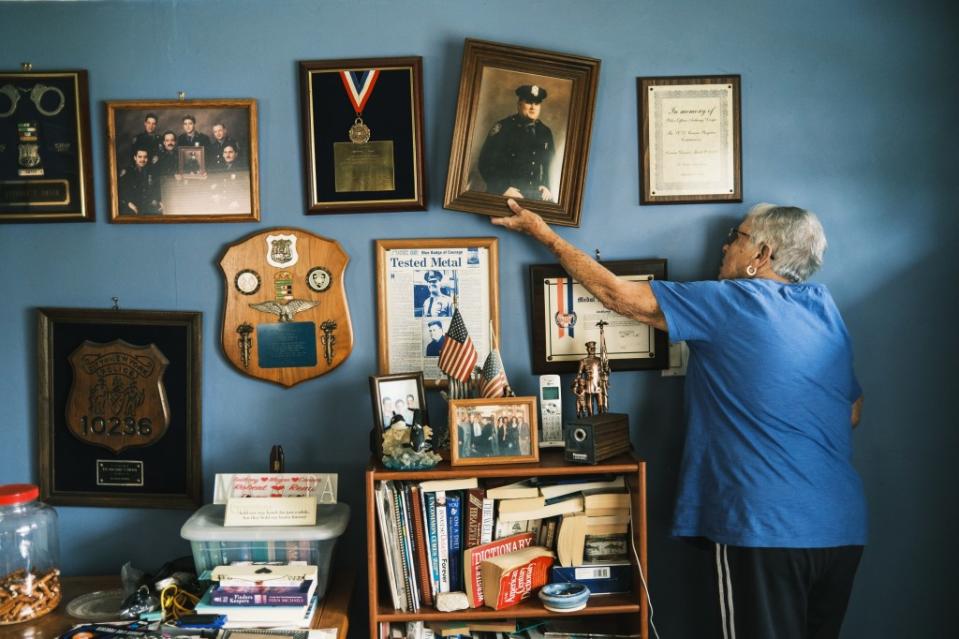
[1,1,955,636]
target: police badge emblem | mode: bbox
[65,340,171,454]
[266,234,299,268]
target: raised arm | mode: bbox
[492,199,667,332]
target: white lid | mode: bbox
[180,503,349,542]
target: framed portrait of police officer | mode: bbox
[299,56,427,214]
[444,39,600,228]
[375,237,500,389]
[105,99,260,223]
[36,307,202,508]
[0,69,94,223]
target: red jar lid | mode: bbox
[0,484,40,505]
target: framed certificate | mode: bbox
[299,56,426,213]
[638,75,742,204]
[37,307,202,508]
[529,260,669,374]
[375,237,499,389]
[0,69,94,223]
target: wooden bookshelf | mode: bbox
[365,448,648,639]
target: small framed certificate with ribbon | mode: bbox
[299,56,426,213]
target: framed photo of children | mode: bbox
[375,237,499,389]
[299,56,426,213]
[529,259,670,374]
[444,39,600,228]
[36,307,202,508]
[449,397,539,466]
[105,99,259,223]
[637,75,742,204]
[368,372,431,460]
[0,69,95,223]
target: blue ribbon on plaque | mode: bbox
[257,322,317,368]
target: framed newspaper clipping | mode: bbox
[638,74,742,204]
[37,307,202,508]
[375,237,499,389]
[529,259,669,374]
[0,69,95,222]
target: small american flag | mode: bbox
[480,348,509,398]
[438,307,477,383]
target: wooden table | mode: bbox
[7,567,354,639]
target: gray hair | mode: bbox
[744,203,827,282]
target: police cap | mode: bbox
[424,270,444,283]
[516,84,548,104]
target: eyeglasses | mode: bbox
[725,227,751,245]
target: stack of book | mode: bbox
[374,474,631,613]
[193,562,319,628]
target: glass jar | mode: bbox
[0,484,60,624]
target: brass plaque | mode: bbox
[333,140,395,192]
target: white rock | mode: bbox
[435,591,469,611]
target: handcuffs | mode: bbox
[0,83,66,118]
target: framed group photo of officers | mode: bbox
[444,39,600,228]
[448,396,539,467]
[0,69,95,223]
[105,99,259,223]
[299,56,426,214]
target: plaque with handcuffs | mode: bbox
[220,228,354,386]
[0,69,94,222]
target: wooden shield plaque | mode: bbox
[65,340,171,454]
[220,227,353,386]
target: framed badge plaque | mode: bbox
[37,307,202,508]
[299,56,426,213]
[529,260,669,374]
[0,69,94,223]
[220,227,354,386]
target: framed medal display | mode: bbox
[529,260,669,374]
[37,307,202,508]
[0,69,94,223]
[299,56,427,213]
[444,39,600,228]
[105,98,260,223]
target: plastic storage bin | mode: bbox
[180,502,349,601]
[0,484,60,625]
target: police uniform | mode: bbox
[210,136,239,167]
[155,148,179,177]
[118,164,161,215]
[132,131,161,161]
[421,270,453,317]
[177,130,211,151]
[478,84,555,200]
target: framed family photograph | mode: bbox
[444,39,600,228]
[368,372,430,459]
[105,98,259,223]
[375,237,499,389]
[449,396,539,467]
[637,75,742,204]
[37,307,202,508]
[299,56,426,213]
[0,69,94,223]
[529,259,669,374]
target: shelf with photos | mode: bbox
[365,449,649,639]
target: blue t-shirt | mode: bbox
[650,278,866,548]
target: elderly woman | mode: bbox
[493,199,865,639]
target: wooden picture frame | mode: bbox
[444,39,600,228]
[0,69,94,223]
[105,99,260,223]
[375,237,499,389]
[37,307,202,508]
[529,259,669,374]
[637,75,742,204]
[368,372,430,460]
[449,396,539,466]
[299,56,426,213]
